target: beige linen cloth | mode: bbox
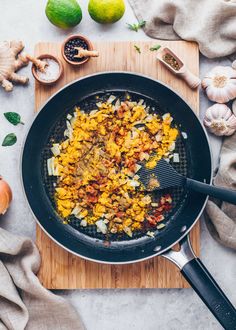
[129,0,236,249]
[128,0,236,58]
[0,228,84,330]
[205,133,236,249]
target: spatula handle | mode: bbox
[186,178,236,204]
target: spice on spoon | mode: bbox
[162,53,180,71]
[64,37,89,62]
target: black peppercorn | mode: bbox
[64,38,89,62]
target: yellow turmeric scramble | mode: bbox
[47,96,178,237]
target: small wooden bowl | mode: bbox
[61,34,93,66]
[32,54,63,85]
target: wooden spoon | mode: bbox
[157,47,201,89]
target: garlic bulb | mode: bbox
[232,60,236,70]
[232,99,236,116]
[0,176,12,215]
[202,66,236,103]
[204,104,236,136]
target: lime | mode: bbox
[45,0,82,29]
[88,0,125,24]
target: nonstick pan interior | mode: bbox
[22,72,211,262]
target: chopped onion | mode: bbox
[96,220,107,234]
[71,205,82,215]
[173,153,180,163]
[146,231,155,238]
[53,165,60,176]
[80,219,87,227]
[67,114,72,120]
[90,109,98,116]
[145,115,153,122]
[64,121,73,139]
[151,202,159,207]
[155,132,162,142]
[51,144,60,156]
[131,130,139,139]
[129,179,140,187]
[157,223,166,230]
[47,158,53,176]
[114,99,121,111]
[96,102,103,108]
[123,226,132,237]
[181,132,188,139]
[135,164,142,173]
[107,95,116,104]
[138,99,144,105]
[169,141,176,152]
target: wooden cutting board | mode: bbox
[35,40,200,289]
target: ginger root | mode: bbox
[0,40,47,92]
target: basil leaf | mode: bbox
[2,133,17,146]
[150,44,161,51]
[4,112,24,125]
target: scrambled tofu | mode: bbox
[48,96,178,236]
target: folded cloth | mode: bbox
[205,132,236,250]
[128,0,236,58]
[0,228,84,330]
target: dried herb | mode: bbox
[2,133,17,146]
[4,112,24,125]
[162,53,180,71]
[134,45,141,54]
[127,20,146,32]
[150,44,161,51]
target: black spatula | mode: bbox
[137,158,236,205]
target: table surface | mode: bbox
[0,1,235,329]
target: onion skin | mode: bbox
[0,176,12,215]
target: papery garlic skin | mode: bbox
[0,176,12,215]
[203,104,236,136]
[232,99,236,116]
[232,60,236,70]
[202,66,236,103]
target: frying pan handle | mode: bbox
[161,236,236,329]
[186,178,236,205]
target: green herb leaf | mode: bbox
[138,20,146,28]
[127,20,146,32]
[4,112,24,125]
[127,23,138,32]
[150,44,161,51]
[2,133,17,147]
[134,45,141,54]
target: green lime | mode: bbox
[88,0,125,24]
[45,0,82,29]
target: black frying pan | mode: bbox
[22,72,236,329]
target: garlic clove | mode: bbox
[203,104,236,137]
[0,177,12,215]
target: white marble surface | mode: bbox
[0,1,235,329]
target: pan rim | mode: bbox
[20,71,213,264]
